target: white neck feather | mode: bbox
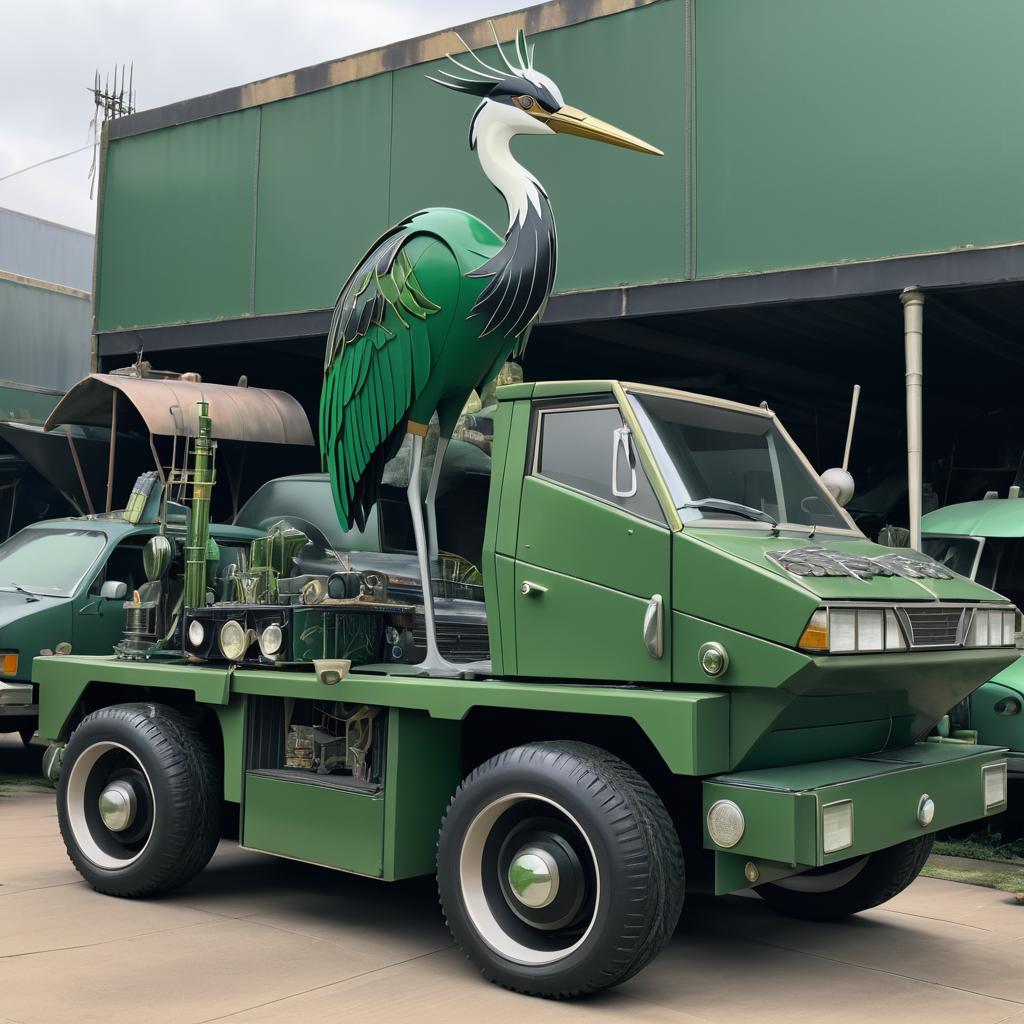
[475,115,544,233]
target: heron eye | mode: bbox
[518,95,534,110]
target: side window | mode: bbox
[92,539,147,595]
[534,405,665,522]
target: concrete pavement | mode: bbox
[4,736,1024,1024]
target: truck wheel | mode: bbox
[756,834,933,921]
[437,741,684,998]
[56,703,221,897]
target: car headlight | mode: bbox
[258,623,283,657]
[187,620,205,648]
[798,606,906,653]
[219,619,251,661]
[965,608,1016,648]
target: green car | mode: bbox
[0,515,258,745]
[923,498,1024,777]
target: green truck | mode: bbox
[36,380,1018,998]
[923,496,1024,782]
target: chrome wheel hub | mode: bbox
[508,846,559,909]
[98,780,137,833]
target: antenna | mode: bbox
[88,63,136,198]
[841,384,861,472]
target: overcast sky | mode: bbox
[0,0,543,233]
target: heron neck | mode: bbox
[476,121,546,233]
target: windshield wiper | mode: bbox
[7,583,39,602]
[680,498,779,528]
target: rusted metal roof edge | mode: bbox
[43,373,315,446]
[109,0,662,140]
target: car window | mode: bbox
[93,538,148,595]
[534,405,664,522]
[0,528,107,597]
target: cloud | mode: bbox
[0,0,543,232]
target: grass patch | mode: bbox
[933,826,1024,865]
[0,772,49,797]
[923,855,1024,894]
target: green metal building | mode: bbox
[89,0,1024,530]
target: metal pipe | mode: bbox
[65,427,94,516]
[901,287,925,550]
[105,391,118,512]
[183,401,215,609]
[841,384,861,472]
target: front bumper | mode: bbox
[703,742,1007,894]
[0,680,36,717]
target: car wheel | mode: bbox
[437,741,683,998]
[57,702,221,897]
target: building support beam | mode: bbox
[901,287,925,550]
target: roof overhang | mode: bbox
[43,373,314,446]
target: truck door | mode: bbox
[74,535,148,655]
[513,400,671,682]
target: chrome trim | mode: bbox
[643,594,664,659]
[611,425,637,498]
[0,681,33,707]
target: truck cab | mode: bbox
[32,380,1019,999]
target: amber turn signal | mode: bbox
[1,653,18,676]
[798,609,828,651]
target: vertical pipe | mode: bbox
[901,287,925,550]
[841,384,861,472]
[184,401,215,609]
[65,428,94,516]
[105,391,118,512]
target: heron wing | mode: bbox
[320,229,441,531]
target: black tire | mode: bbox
[756,834,934,921]
[56,703,221,897]
[437,741,684,998]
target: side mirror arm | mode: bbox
[612,426,638,498]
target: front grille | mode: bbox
[413,617,490,663]
[899,606,966,648]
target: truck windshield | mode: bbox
[627,392,851,531]
[0,528,107,597]
[921,535,982,578]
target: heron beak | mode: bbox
[539,105,662,156]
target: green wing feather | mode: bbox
[320,229,441,531]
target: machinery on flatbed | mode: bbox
[36,380,1019,998]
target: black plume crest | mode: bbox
[426,22,535,96]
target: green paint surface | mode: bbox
[923,499,1024,538]
[704,743,1007,887]
[243,772,384,876]
[254,77,393,315]
[696,0,1024,277]
[96,112,259,330]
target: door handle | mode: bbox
[643,594,664,659]
[520,580,548,597]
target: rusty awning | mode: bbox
[44,374,314,446]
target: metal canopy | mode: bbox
[43,373,314,446]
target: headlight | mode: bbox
[798,607,906,653]
[187,620,205,648]
[258,623,283,657]
[707,800,745,848]
[965,608,1016,648]
[219,619,250,661]
[822,800,853,853]
[983,762,1008,811]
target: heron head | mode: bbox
[428,25,662,157]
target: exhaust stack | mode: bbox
[184,401,215,609]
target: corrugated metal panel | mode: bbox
[0,278,90,389]
[0,208,93,291]
[95,0,685,332]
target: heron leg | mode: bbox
[406,431,469,676]
[425,433,450,584]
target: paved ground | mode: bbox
[5,735,1024,1024]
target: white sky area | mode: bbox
[0,0,544,233]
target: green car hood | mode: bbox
[674,528,1008,648]
[686,529,1003,603]
[0,591,71,683]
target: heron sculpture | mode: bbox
[320,25,661,673]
